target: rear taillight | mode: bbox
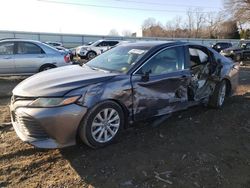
[64,54,70,63]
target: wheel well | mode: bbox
[109,99,129,127]
[87,50,97,55]
[39,64,56,72]
[223,78,232,97]
[75,99,130,145]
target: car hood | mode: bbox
[223,47,242,52]
[13,65,118,97]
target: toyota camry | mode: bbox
[10,41,239,148]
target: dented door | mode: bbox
[131,71,190,120]
[130,46,190,121]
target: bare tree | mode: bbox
[108,29,119,36]
[194,9,205,38]
[224,0,250,23]
[186,9,194,38]
[141,17,157,30]
[141,8,240,39]
[122,30,132,37]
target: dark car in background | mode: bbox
[220,41,250,63]
[212,42,232,53]
[10,41,239,149]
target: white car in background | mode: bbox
[0,39,72,76]
[76,40,120,59]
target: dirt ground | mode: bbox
[0,66,250,188]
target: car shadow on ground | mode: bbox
[60,93,250,188]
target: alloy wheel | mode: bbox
[91,108,120,143]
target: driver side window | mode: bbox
[137,46,185,75]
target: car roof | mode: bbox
[98,39,120,42]
[119,41,188,48]
[0,38,42,43]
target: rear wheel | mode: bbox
[79,101,124,148]
[208,80,227,108]
[39,64,56,72]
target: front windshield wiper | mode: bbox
[85,64,119,73]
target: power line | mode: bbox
[38,0,218,13]
[113,0,220,9]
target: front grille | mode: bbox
[13,111,48,139]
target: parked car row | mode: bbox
[212,41,250,64]
[220,41,250,63]
[0,39,71,76]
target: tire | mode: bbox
[39,64,56,72]
[208,80,227,108]
[79,101,125,148]
[87,51,96,60]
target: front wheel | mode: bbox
[87,51,96,60]
[79,101,125,148]
[208,80,227,108]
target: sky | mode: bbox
[0,0,224,35]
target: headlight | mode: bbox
[81,47,90,51]
[28,96,81,107]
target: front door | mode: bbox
[131,46,190,121]
[15,42,47,74]
[0,41,15,74]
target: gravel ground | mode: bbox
[0,66,249,188]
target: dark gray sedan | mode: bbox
[10,41,239,148]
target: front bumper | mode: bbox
[10,101,87,148]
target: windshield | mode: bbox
[86,45,150,73]
[91,40,102,46]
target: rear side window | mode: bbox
[108,41,119,46]
[189,48,209,67]
[17,42,44,54]
[0,42,14,55]
[96,41,108,47]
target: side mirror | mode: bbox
[141,70,151,82]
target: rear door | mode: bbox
[0,41,15,74]
[15,42,47,74]
[131,46,190,120]
[187,45,215,101]
[96,41,109,53]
